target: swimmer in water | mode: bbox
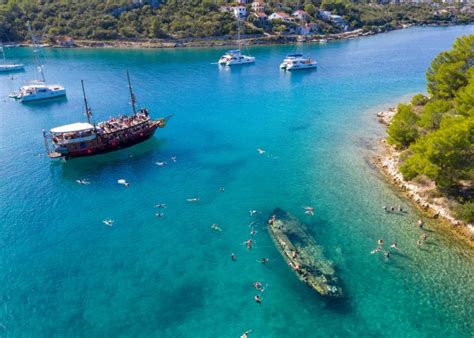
[257,148,265,155]
[219,187,225,192]
[259,258,269,264]
[390,242,399,250]
[76,179,91,185]
[187,197,200,202]
[245,239,253,250]
[416,240,422,248]
[254,281,263,291]
[117,179,129,187]
[377,239,384,246]
[231,253,236,261]
[420,233,428,241]
[155,213,164,218]
[250,227,256,236]
[417,219,424,228]
[155,161,167,167]
[268,215,276,225]
[254,295,262,304]
[154,203,167,208]
[102,219,114,226]
[384,251,391,259]
[171,156,177,162]
[249,210,257,216]
[370,246,382,255]
[241,330,252,338]
[211,223,222,232]
[304,206,314,215]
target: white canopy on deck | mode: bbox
[50,122,94,134]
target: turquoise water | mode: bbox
[1,26,474,337]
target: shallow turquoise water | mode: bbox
[1,26,474,337]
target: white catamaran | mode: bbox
[279,53,317,71]
[218,17,255,66]
[0,41,24,72]
[10,23,66,102]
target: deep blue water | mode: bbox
[1,26,474,337]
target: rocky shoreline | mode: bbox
[372,109,474,243]
[16,24,437,50]
[47,28,373,49]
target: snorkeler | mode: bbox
[254,295,262,304]
[102,219,114,226]
[254,281,264,291]
[245,239,253,250]
[211,223,222,232]
[241,330,252,338]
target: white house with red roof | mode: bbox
[251,0,266,12]
[292,10,310,22]
[268,12,295,23]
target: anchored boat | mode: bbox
[0,41,24,73]
[10,22,66,102]
[279,54,317,71]
[268,208,343,298]
[43,71,171,159]
[217,16,255,66]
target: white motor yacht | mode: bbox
[280,54,317,71]
[218,50,255,66]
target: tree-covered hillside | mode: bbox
[0,0,471,42]
[387,35,474,222]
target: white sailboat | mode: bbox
[10,22,66,102]
[0,41,24,72]
[218,16,255,66]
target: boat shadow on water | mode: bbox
[52,137,168,176]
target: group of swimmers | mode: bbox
[383,205,406,213]
[370,239,398,259]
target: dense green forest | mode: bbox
[387,34,474,223]
[0,0,470,42]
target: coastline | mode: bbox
[16,23,465,50]
[371,108,474,245]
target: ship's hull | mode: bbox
[21,88,66,102]
[0,64,24,72]
[268,208,343,298]
[54,124,159,158]
[286,63,317,71]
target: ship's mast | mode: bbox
[81,80,93,125]
[237,16,241,51]
[0,40,5,61]
[126,70,137,115]
[27,21,46,83]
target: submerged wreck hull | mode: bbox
[268,208,343,298]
